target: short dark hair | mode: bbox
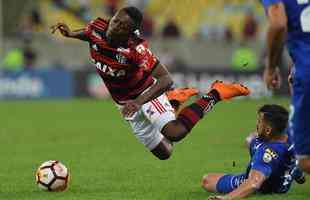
[258,104,289,135]
[121,6,143,30]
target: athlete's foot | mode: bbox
[210,80,250,100]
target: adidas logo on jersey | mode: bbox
[117,47,130,54]
[116,54,127,64]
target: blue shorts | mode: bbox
[216,173,247,194]
[292,75,310,157]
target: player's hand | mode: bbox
[50,23,72,37]
[263,67,282,90]
[122,100,141,118]
[208,195,229,200]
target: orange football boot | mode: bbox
[210,80,250,100]
[167,87,199,103]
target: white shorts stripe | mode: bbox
[155,99,166,113]
[151,100,161,114]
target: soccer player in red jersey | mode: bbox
[51,7,250,160]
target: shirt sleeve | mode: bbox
[261,0,283,9]
[132,41,160,73]
[251,147,273,178]
[83,18,107,41]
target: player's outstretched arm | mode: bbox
[214,170,266,199]
[121,63,173,117]
[263,2,287,90]
[136,63,173,105]
[50,23,89,41]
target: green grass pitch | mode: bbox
[0,98,309,200]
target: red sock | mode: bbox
[177,91,219,131]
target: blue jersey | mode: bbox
[215,136,303,194]
[247,137,295,193]
[262,0,310,78]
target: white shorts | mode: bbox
[119,93,176,150]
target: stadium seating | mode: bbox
[39,0,265,39]
[1,1,268,69]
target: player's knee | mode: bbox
[298,158,310,174]
[201,175,213,191]
[162,121,188,142]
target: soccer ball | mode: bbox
[35,160,70,191]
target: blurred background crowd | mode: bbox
[0,0,291,99]
[1,0,284,70]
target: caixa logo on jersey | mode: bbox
[91,58,126,77]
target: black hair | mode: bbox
[121,6,143,31]
[258,104,289,135]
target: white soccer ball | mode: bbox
[35,160,70,192]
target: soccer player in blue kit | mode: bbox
[261,0,310,173]
[202,105,304,200]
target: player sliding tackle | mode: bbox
[203,105,305,200]
[51,6,250,160]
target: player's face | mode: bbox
[256,112,272,140]
[106,10,134,44]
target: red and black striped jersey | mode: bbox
[83,18,159,104]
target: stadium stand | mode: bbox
[1,0,270,69]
